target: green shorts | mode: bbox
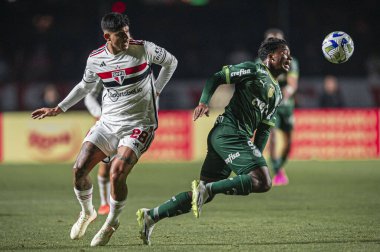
[275,105,294,132]
[200,116,267,180]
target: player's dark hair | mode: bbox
[258,37,288,61]
[101,12,130,32]
[264,28,284,39]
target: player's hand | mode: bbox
[193,103,209,121]
[31,106,63,120]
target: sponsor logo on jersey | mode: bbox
[224,152,240,164]
[259,79,266,87]
[100,61,106,67]
[154,46,165,62]
[108,87,143,102]
[231,69,251,77]
[252,98,269,115]
[257,68,267,75]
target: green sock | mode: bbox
[272,158,282,174]
[148,191,191,222]
[208,175,253,196]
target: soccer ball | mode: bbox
[322,31,354,64]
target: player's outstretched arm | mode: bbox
[193,103,209,121]
[31,106,63,120]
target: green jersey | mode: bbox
[200,62,282,137]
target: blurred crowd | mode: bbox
[1,0,380,111]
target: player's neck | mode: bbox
[106,43,123,55]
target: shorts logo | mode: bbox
[247,140,262,157]
[225,152,240,164]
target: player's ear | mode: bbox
[103,33,110,41]
[269,53,275,63]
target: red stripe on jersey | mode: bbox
[97,62,148,79]
[92,44,106,52]
[89,44,106,56]
[90,49,105,57]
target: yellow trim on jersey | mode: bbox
[262,120,275,127]
[223,66,231,84]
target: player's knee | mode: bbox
[73,165,86,181]
[262,179,272,192]
[248,171,272,193]
[110,165,128,182]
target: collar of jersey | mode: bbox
[261,63,279,85]
[105,43,125,57]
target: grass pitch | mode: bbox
[0,160,380,251]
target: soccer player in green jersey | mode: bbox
[136,38,292,245]
[263,29,299,186]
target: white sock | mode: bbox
[97,175,110,205]
[105,196,126,226]
[74,186,94,215]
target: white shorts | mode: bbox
[83,121,155,159]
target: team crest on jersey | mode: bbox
[112,70,127,85]
[268,85,275,98]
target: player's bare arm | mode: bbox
[31,106,63,120]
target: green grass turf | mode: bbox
[0,160,380,251]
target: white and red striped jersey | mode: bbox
[59,40,177,129]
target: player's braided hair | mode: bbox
[258,37,288,61]
[101,12,130,32]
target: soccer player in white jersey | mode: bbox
[31,12,178,247]
[84,82,111,215]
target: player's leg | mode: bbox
[192,125,272,217]
[97,161,111,215]
[92,126,155,246]
[91,146,137,246]
[270,111,283,177]
[140,152,228,222]
[136,189,193,245]
[137,127,230,244]
[273,110,293,186]
[70,141,107,240]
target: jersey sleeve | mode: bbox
[144,41,178,93]
[199,70,225,105]
[82,58,100,84]
[222,62,256,85]
[262,116,276,127]
[58,58,98,112]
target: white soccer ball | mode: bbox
[322,31,354,64]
